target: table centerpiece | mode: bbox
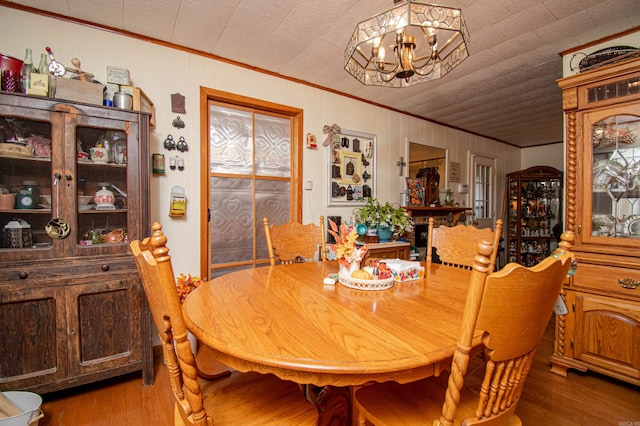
[328,219,395,290]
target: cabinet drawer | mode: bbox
[366,243,410,260]
[572,263,640,301]
[0,256,136,287]
[370,249,402,259]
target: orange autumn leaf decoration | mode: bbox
[328,219,367,267]
[176,273,206,304]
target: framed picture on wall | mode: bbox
[405,178,424,206]
[449,161,461,182]
[328,128,376,206]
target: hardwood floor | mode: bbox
[38,320,640,425]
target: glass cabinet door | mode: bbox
[0,96,142,260]
[0,103,60,259]
[67,114,136,256]
[585,106,640,245]
[507,173,560,266]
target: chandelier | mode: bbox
[344,1,470,87]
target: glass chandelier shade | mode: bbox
[344,1,470,87]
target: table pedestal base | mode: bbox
[304,385,351,425]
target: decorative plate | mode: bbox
[624,215,640,235]
[45,218,70,239]
[578,46,638,71]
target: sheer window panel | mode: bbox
[210,177,254,265]
[255,114,291,177]
[209,105,253,174]
[255,180,291,260]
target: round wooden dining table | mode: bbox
[183,261,482,388]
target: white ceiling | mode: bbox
[6,0,640,147]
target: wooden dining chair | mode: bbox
[131,222,318,426]
[263,215,327,265]
[354,231,575,426]
[427,217,504,271]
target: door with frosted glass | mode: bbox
[208,102,293,274]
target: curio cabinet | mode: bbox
[506,166,562,267]
[551,56,640,386]
[0,92,152,393]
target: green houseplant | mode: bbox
[354,197,414,239]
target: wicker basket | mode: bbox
[0,143,34,158]
[338,273,394,291]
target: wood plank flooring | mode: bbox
[38,320,640,425]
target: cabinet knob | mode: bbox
[18,271,28,279]
[618,277,639,289]
[101,264,110,272]
[65,174,72,181]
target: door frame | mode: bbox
[199,87,303,276]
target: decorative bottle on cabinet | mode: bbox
[506,166,562,267]
[551,56,640,386]
[20,48,35,94]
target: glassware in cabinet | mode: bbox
[506,166,562,267]
[588,112,640,240]
[0,107,55,251]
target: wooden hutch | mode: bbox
[552,55,640,386]
[0,92,152,393]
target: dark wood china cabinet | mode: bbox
[551,57,640,386]
[506,166,562,267]
[0,92,152,393]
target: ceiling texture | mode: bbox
[5,0,640,148]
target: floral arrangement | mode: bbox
[354,197,414,236]
[327,219,367,267]
[175,273,206,304]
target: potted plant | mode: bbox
[354,197,414,241]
